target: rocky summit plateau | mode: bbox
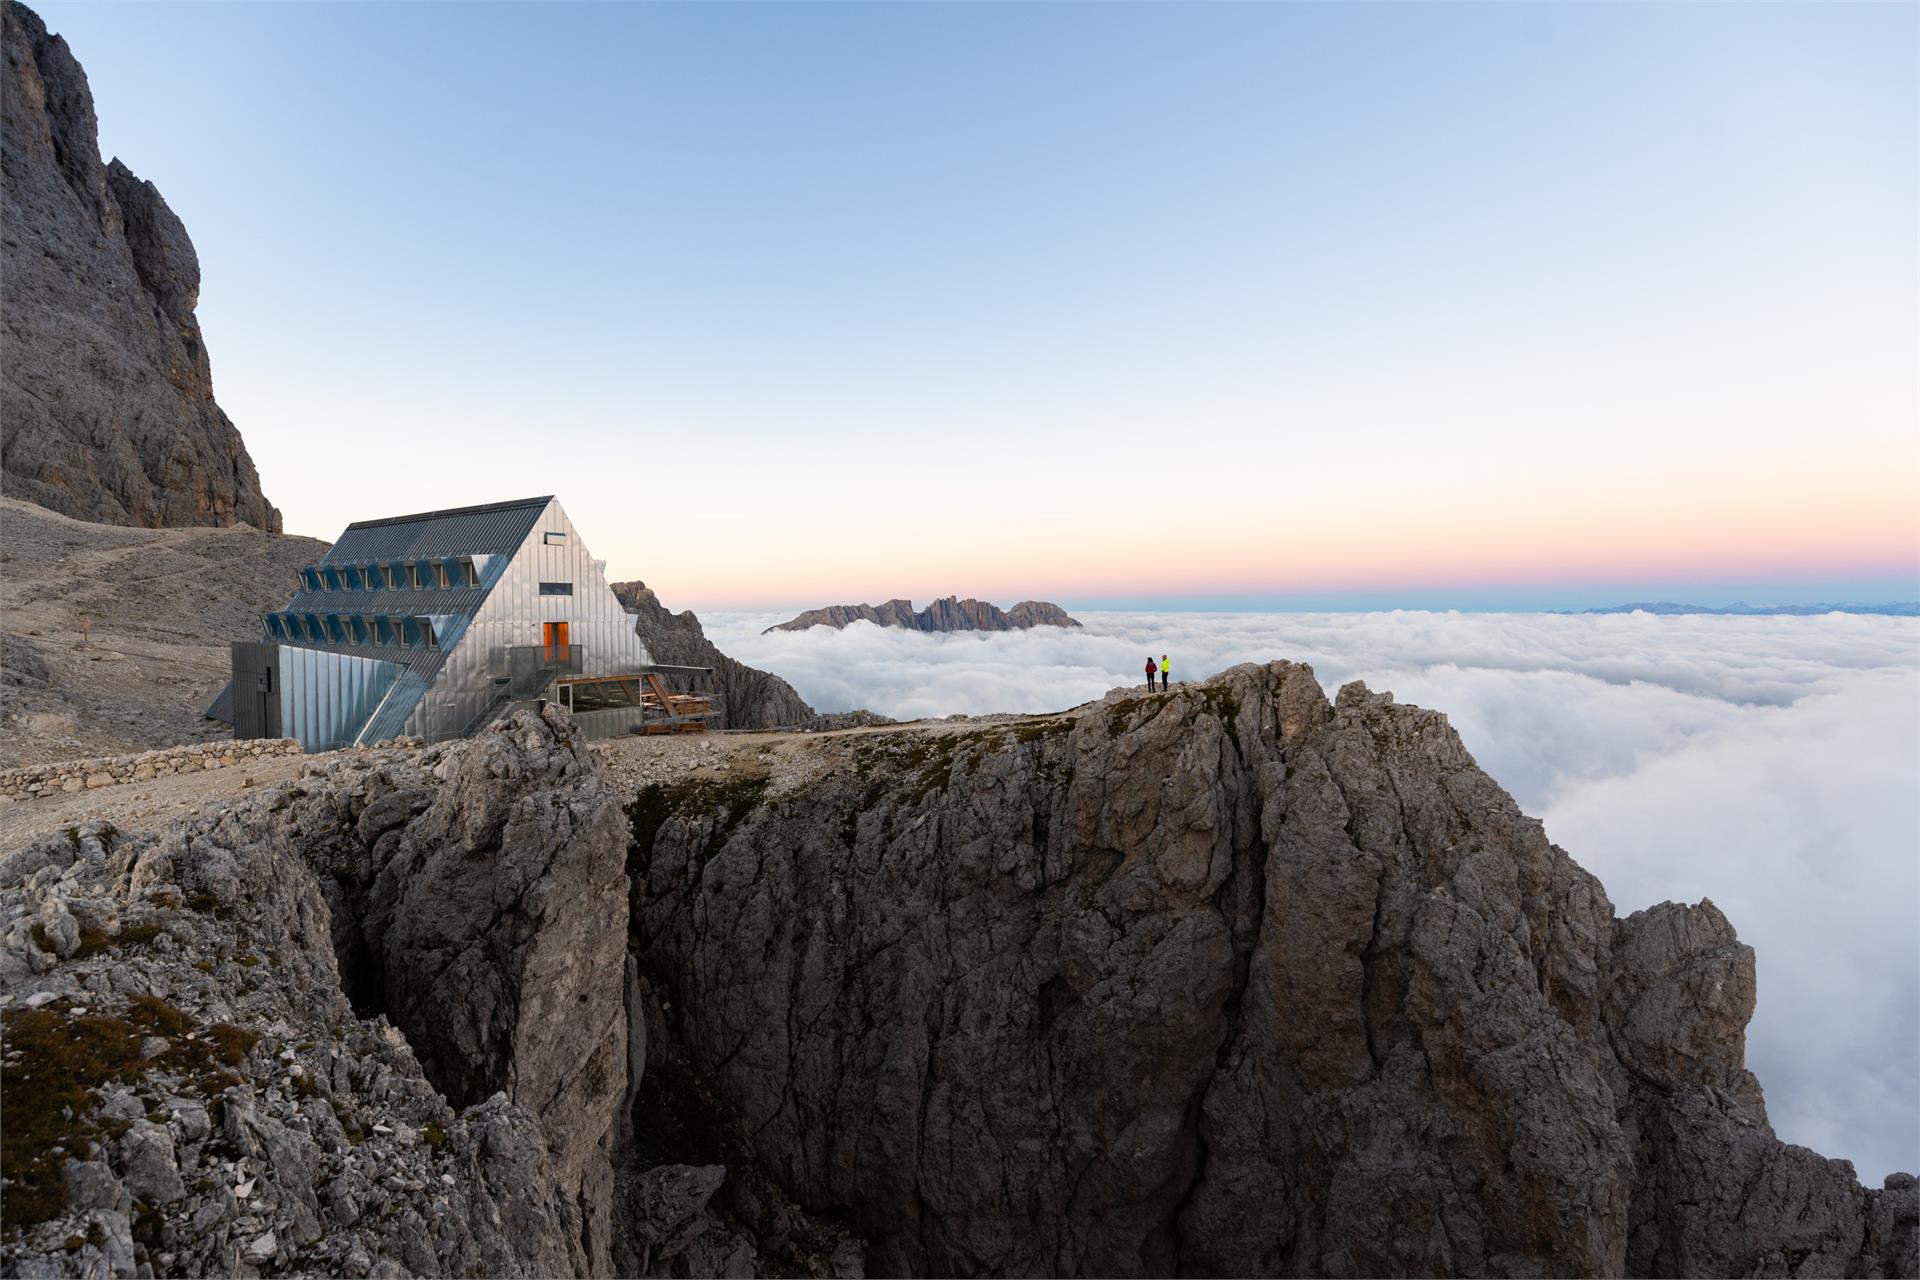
[765,596,1081,634]
[2,668,1913,1278]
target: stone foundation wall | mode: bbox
[0,739,302,801]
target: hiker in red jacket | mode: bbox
[1144,656,1158,691]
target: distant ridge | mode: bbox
[765,596,1081,634]
[1561,601,1919,617]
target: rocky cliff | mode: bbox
[629,664,1917,1277]
[0,713,627,1276]
[766,595,1081,634]
[1,2,280,532]
[611,580,815,729]
[4,672,1913,1278]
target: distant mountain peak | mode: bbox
[765,596,1082,634]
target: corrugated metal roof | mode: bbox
[282,587,491,617]
[324,496,550,563]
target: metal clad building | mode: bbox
[213,496,670,750]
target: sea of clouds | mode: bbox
[703,609,1920,1181]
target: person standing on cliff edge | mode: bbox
[1160,654,1172,690]
[1145,656,1159,691]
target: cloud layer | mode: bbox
[705,610,1920,1181]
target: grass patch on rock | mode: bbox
[0,997,261,1234]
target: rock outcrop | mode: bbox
[0,712,629,1277]
[1,2,280,532]
[629,664,1917,1277]
[765,595,1082,634]
[3,664,1911,1278]
[611,580,815,729]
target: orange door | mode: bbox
[544,621,569,659]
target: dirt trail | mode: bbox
[0,709,1092,851]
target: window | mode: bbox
[539,582,573,596]
[433,560,451,589]
[301,567,320,592]
[265,615,284,640]
[304,616,324,643]
[319,567,339,591]
[379,564,397,590]
[338,567,357,592]
[543,531,568,546]
[462,560,479,588]
[407,562,423,590]
[348,616,370,644]
[371,617,392,645]
[323,616,345,644]
[418,618,437,648]
[564,678,639,713]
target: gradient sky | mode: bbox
[35,1,1918,612]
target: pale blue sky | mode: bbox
[35,0,1918,611]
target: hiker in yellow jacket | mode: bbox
[1159,654,1171,691]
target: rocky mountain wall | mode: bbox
[1,2,280,532]
[611,580,815,729]
[629,663,1918,1277]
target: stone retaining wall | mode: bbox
[0,738,303,802]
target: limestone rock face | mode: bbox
[765,595,1082,633]
[264,709,631,1275]
[630,664,1916,1277]
[1,2,280,532]
[611,579,815,729]
[0,711,625,1277]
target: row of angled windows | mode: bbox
[300,558,480,593]
[267,612,439,649]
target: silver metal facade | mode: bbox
[276,646,403,751]
[228,496,655,750]
[397,499,654,742]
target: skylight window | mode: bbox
[539,582,573,596]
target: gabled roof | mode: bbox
[323,496,552,563]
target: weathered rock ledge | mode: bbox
[629,663,1918,1277]
[0,712,628,1277]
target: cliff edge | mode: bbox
[630,663,1918,1277]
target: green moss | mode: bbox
[627,776,772,871]
[182,893,229,920]
[126,995,192,1038]
[113,922,163,948]
[204,1023,262,1066]
[1013,717,1074,744]
[1196,684,1243,750]
[0,1003,141,1227]
[235,954,259,968]
[626,784,673,877]
[422,1121,446,1148]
